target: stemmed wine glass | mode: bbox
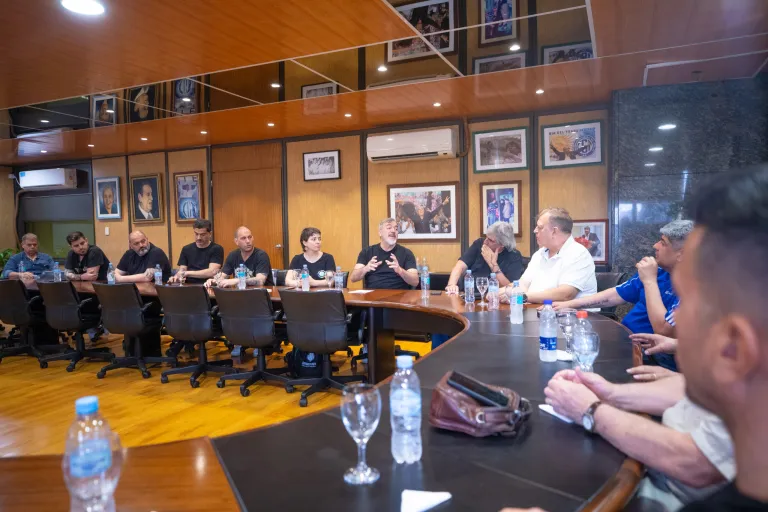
[341,383,381,485]
[572,331,600,372]
[556,309,577,354]
[476,277,489,307]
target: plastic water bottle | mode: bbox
[301,264,310,291]
[62,396,122,509]
[106,263,115,285]
[572,310,593,355]
[237,264,246,290]
[18,259,26,274]
[420,264,430,297]
[539,300,558,362]
[153,264,162,286]
[390,355,422,464]
[487,273,499,310]
[463,270,474,304]
[53,262,62,282]
[509,280,524,324]
[334,265,344,289]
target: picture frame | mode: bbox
[301,82,338,99]
[172,77,201,115]
[130,174,163,224]
[301,82,338,115]
[387,0,456,64]
[473,127,528,173]
[541,41,594,65]
[174,171,204,223]
[572,219,608,265]
[94,176,121,220]
[472,52,525,75]
[542,120,603,169]
[125,84,160,123]
[479,0,520,47]
[480,181,522,237]
[91,94,117,127]
[303,150,341,181]
[388,182,459,241]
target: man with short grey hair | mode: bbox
[351,217,419,289]
[1,233,55,281]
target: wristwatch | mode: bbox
[522,293,528,303]
[582,401,602,433]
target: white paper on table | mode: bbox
[349,290,374,294]
[556,350,573,361]
[539,403,574,424]
[401,490,452,512]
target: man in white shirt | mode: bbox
[502,207,596,304]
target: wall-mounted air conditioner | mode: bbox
[367,128,456,163]
[18,168,77,191]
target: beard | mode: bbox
[135,246,150,257]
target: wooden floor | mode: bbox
[0,327,430,457]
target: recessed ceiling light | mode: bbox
[140,137,148,141]
[378,65,387,72]
[535,89,544,94]
[88,144,95,148]
[105,109,114,113]
[658,123,677,130]
[433,102,441,107]
[181,97,191,103]
[270,83,281,88]
[61,0,105,16]
[648,146,663,152]
[509,43,521,51]
[40,150,47,154]
[267,123,275,127]
[344,113,352,118]
[644,163,656,167]
[387,138,394,141]
[200,130,208,134]
[40,119,50,124]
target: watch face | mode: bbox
[582,414,594,431]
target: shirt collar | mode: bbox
[543,236,575,260]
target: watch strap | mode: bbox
[584,400,602,433]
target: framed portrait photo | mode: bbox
[387,0,456,64]
[541,41,594,65]
[479,0,519,47]
[91,94,117,127]
[480,181,522,236]
[94,176,121,220]
[572,219,608,265]
[125,84,159,123]
[174,171,204,223]
[473,52,525,75]
[542,120,603,169]
[303,150,341,181]
[388,182,458,241]
[473,127,528,173]
[130,174,163,224]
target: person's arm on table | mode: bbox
[115,268,153,283]
[388,253,419,287]
[246,273,267,287]
[629,333,678,355]
[637,257,675,336]
[626,365,679,382]
[554,288,625,311]
[445,260,467,294]
[67,265,100,281]
[525,284,580,303]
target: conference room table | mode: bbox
[1,282,643,511]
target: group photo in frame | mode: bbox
[174,171,203,223]
[572,219,608,264]
[479,0,519,47]
[480,181,522,236]
[130,174,163,223]
[472,52,525,75]
[541,41,594,64]
[303,150,341,181]
[94,176,121,220]
[473,127,528,173]
[542,120,603,169]
[388,182,458,241]
[91,93,118,127]
[387,0,455,63]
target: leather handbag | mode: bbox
[429,372,531,437]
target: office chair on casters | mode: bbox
[155,285,235,388]
[280,288,366,407]
[37,281,114,372]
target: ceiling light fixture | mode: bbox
[88,144,95,148]
[433,102,441,107]
[535,89,544,94]
[644,163,656,167]
[509,43,521,51]
[140,137,148,141]
[658,123,677,130]
[270,83,281,88]
[61,0,105,16]
[40,119,50,124]
[344,113,352,118]
[181,97,191,103]
[40,150,48,154]
[648,146,663,152]
[106,109,114,113]
[200,131,208,134]
[267,123,275,127]
[378,65,387,72]
[387,138,394,141]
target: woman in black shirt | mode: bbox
[285,227,337,287]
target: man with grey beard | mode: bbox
[115,230,171,283]
[351,218,419,289]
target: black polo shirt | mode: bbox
[356,243,417,290]
[222,248,272,286]
[116,243,171,282]
[289,253,337,280]
[64,245,110,281]
[458,237,523,289]
[681,483,768,511]
[177,242,224,284]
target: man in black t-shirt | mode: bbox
[115,230,172,283]
[64,231,110,281]
[351,218,419,290]
[168,219,223,284]
[206,226,272,288]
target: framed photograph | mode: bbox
[573,219,608,264]
[125,84,159,123]
[303,150,341,181]
[130,174,163,224]
[473,52,525,75]
[387,0,455,64]
[480,0,519,47]
[480,181,522,236]
[91,94,117,127]
[541,41,594,65]
[388,182,459,241]
[172,77,201,115]
[174,171,203,223]
[94,176,121,220]
[301,82,338,99]
[302,82,338,115]
[542,120,603,169]
[473,127,528,172]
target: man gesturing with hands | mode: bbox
[351,218,419,289]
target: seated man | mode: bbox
[445,221,523,294]
[206,226,271,289]
[350,217,419,289]
[115,231,171,283]
[168,219,223,284]
[64,231,110,282]
[1,233,55,280]
[502,208,596,304]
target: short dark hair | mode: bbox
[66,231,86,245]
[300,227,321,252]
[193,219,212,232]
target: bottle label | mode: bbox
[390,389,421,417]
[516,295,524,305]
[539,336,557,351]
[68,439,112,479]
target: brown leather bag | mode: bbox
[429,372,531,437]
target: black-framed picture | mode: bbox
[542,120,603,169]
[174,171,203,223]
[473,52,525,75]
[94,176,121,220]
[126,84,158,123]
[301,82,338,115]
[541,41,594,64]
[480,0,519,47]
[172,77,200,115]
[387,0,455,64]
[573,219,608,264]
[130,174,163,223]
[91,94,117,127]
[388,182,458,241]
[303,150,341,181]
[473,127,528,172]
[480,181,522,236]
[301,82,337,99]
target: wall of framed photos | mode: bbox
[92,156,131,264]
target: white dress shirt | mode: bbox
[520,235,597,300]
[138,205,153,219]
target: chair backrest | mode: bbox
[274,270,289,286]
[155,285,213,342]
[279,289,348,353]
[0,280,34,327]
[596,272,629,293]
[215,288,275,349]
[521,256,531,274]
[429,272,450,291]
[339,271,349,288]
[37,281,83,331]
[92,283,149,337]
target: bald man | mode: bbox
[206,226,272,289]
[115,230,171,283]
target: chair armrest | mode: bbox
[28,296,43,306]
[211,305,220,318]
[273,311,282,321]
[79,297,95,308]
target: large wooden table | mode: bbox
[3,283,642,511]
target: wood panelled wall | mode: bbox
[92,157,130,264]
[0,166,16,249]
[168,148,208,265]
[128,153,169,257]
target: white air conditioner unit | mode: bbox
[18,168,77,191]
[367,128,456,163]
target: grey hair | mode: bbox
[20,233,38,244]
[660,220,694,247]
[379,218,396,229]
[486,221,517,251]
[538,207,573,234]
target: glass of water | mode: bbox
[572,331,600,372]
[476,277,489,307]
[341,383,381,485]
[271,269,278,287]
[556,309,578,354]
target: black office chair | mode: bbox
[92,283,177,379]
[37,281,114,372]
[214,288,290,396]
[596,272,629,320]
[429,272,450,291]
[156,285,235,388]
[272,270,289,287]
[280,289,366,407]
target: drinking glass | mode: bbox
[178,269,186,285]
[556,309,577,354]
[341,383,381,485]
[325,272,334,288]
[271,269,278,287]
[292,269,302,289]
[476,277,489,307]
[572,331,600,372]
